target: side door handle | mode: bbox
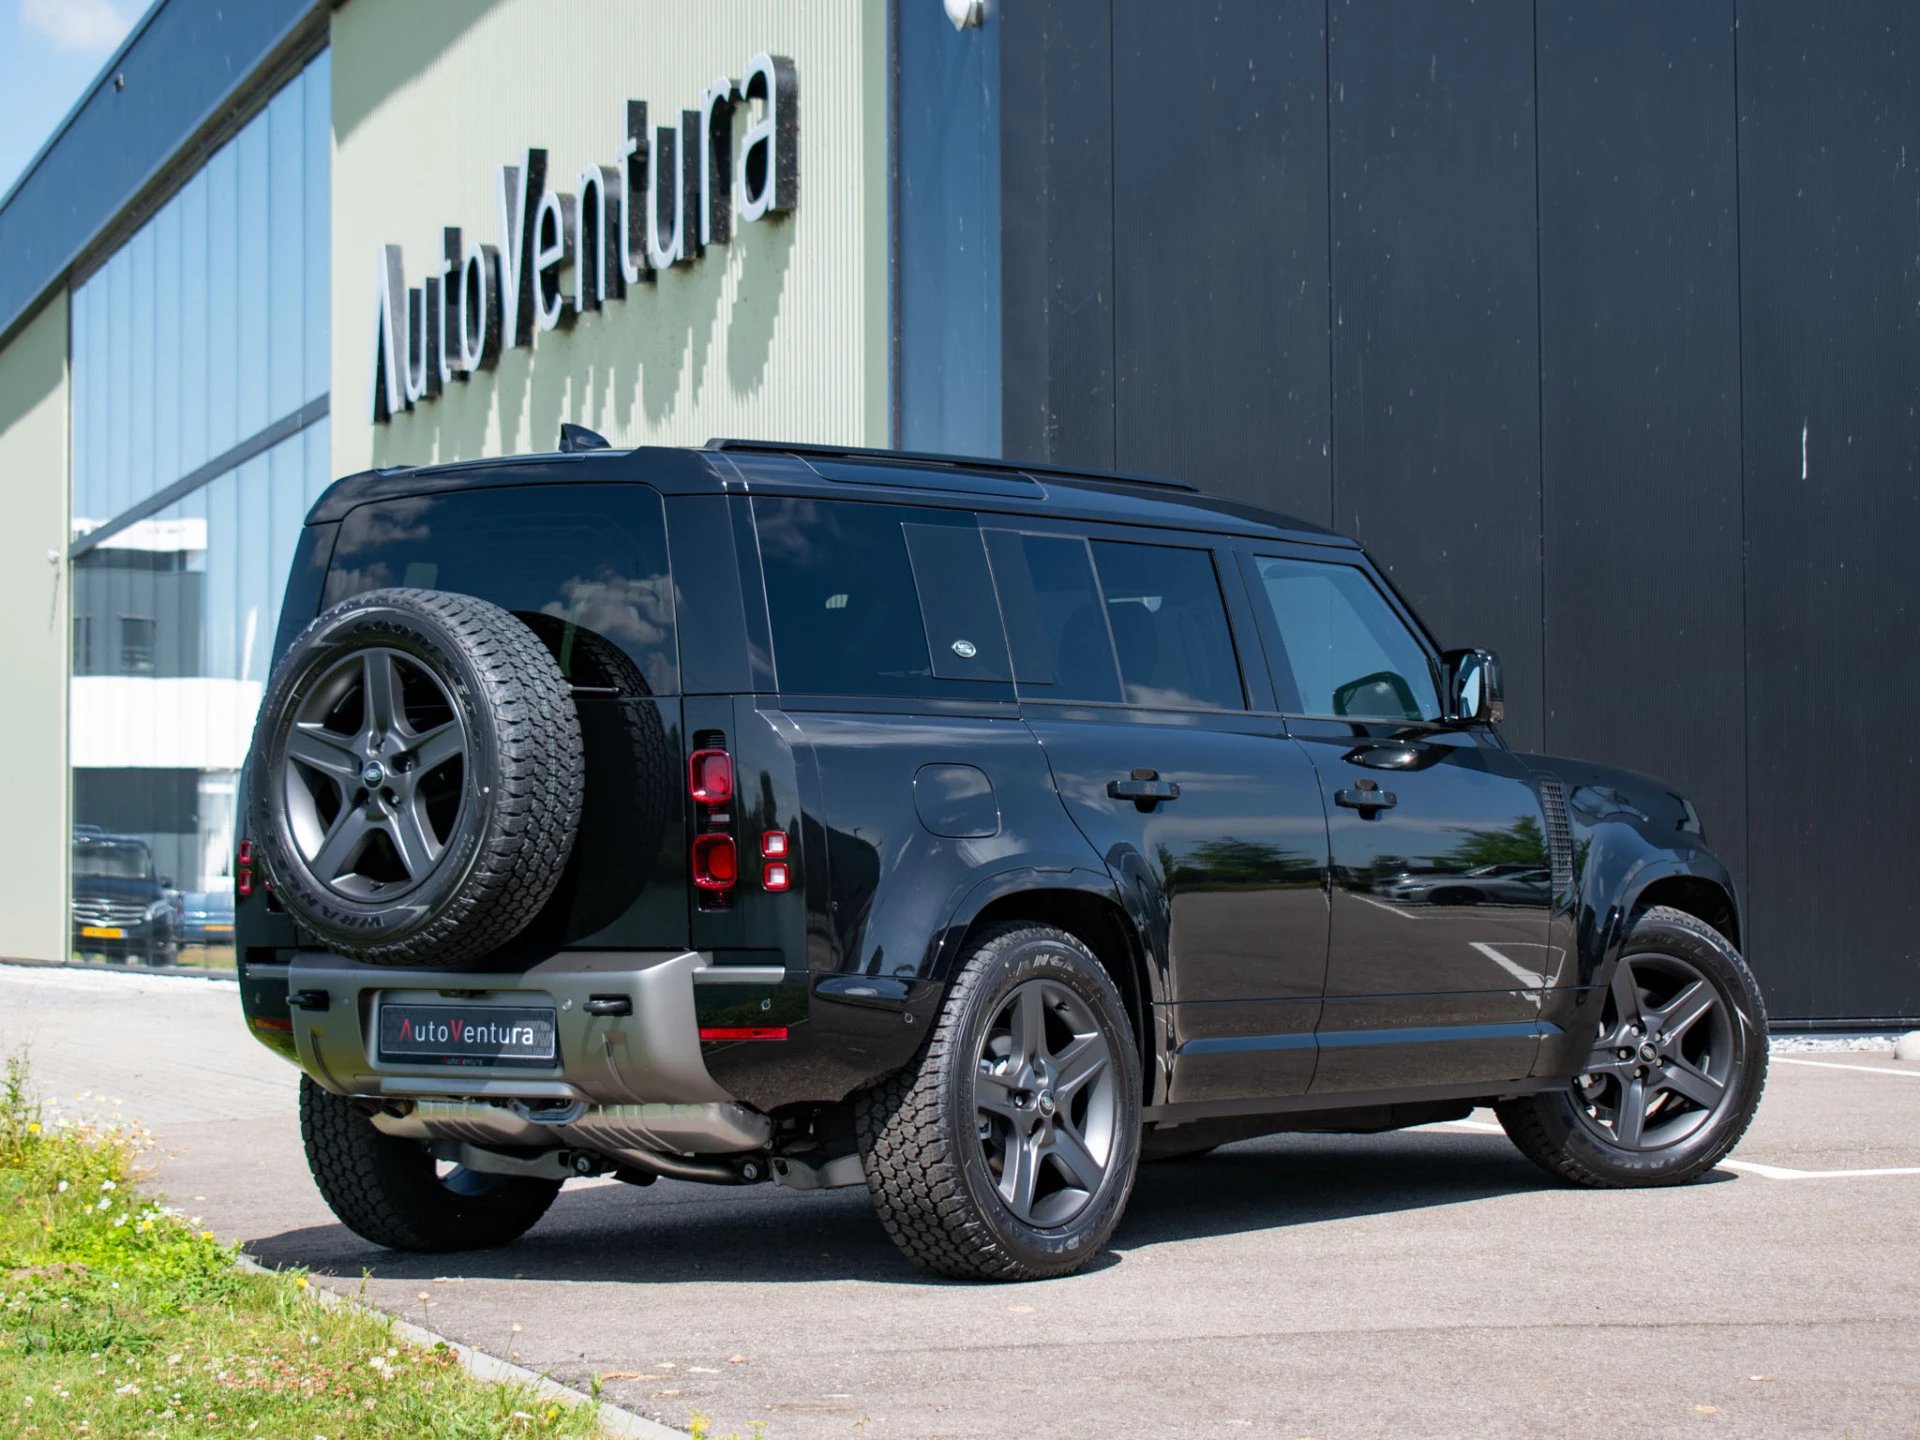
[1334,780,1397,818]
[1108,770,1181,810]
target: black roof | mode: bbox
[306,439,1356,549]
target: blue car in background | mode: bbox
[179,889,237,947]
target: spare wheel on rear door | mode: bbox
[247,587,584,967]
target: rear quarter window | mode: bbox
[325,483,677,695]
[753,497,1010,698]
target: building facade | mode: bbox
[0,0,1914,1024]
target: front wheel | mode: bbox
[1497,906,1767,1187]
[856,923,1142,1281]
[299,1078,560,1251]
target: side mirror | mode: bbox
[1444,648,1504,725]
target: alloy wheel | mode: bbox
[282,647,468,900]
[973,977,1119,1226]
[1573,951,1737,1151]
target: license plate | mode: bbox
[80,926,124,940]
[377,1003,557,1067]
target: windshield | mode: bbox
[73,838,154,880]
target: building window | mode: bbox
[119,615,157,673]
[67,49,330,934]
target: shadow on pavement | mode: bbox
[244,1127,1605,1287]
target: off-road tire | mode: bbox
[249,587,583,968]
[299,1078,561,1251]
[856,923,1142,1281]
[1497,906,1767,1187]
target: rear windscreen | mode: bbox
[325,483,677,696]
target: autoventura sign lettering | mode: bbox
[369,53,798,424]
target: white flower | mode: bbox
[96,1197,111,1211]
[100,1179,116,1191]
[57,1180,68,1193]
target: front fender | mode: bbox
[1530,763,1743,1075]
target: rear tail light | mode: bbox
[760,830,788,858]
[688,749,734,805]
[691,833,738,892]
[698,1026,788,1042]
[236,839,254,897]
[762,861,790,892]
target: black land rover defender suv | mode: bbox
[236,438,1766,1281]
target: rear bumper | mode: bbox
[287,948,780,1109]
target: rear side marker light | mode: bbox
[691,833,738,891]
[689,749,734,804]
[236,839,255,897]
[763,862,790,892]
[249,1016,293,1034]
[698,1027,789,1042]
[760,830,788,858]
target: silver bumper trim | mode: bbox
[371,1097,772,1156]
[287,948,777,1108]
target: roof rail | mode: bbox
[705,438,1200,494]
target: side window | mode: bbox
[983,530,1123,703]
[327,484,678,695]
[754,498,1008,696]
[1250,555,1441,721]
[1088,540,1245,711]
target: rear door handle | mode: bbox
[1334,784,1397,817]
[1109,771,1181,808]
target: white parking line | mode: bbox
[1350,893,1425,921]
[1469,942,1545,990]
[1774,1057,1920,1079]
[1422,1119,1919,1180]
[1720,1159,1920,1181]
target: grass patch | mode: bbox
[0,1052,614,1439]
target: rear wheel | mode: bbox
[856,923,1141,1281]
[1497,906,1767,1187]
[299,1078,560,1251]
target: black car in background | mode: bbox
[72,827,177,966]
[234,438,1768,1281]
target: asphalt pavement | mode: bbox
[4,963,1917,1439]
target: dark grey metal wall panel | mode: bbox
[1535,4,1747,897]
[1108,1,1331,522]
[999,0,1116,468]
[1737,1,1920,1021]
[0,0,322,343]
[1326,0,1545,751]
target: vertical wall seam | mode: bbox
[1107,0,1119,469]
[1730,0,1752,913]
[887,0,901,450]
[1531,0,1549,752]
[1322,0,1338,528]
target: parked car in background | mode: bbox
[1379,863,1555,908]
[178,890,237,947]
[71,827,177,966]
